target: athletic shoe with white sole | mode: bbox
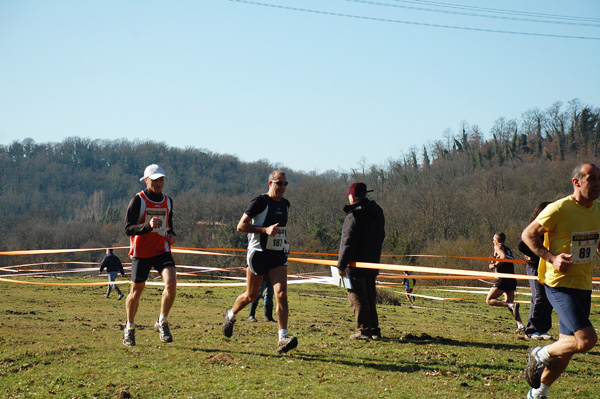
[524,346,545,388]
[154,320,173,343]
[529,332,542,340]
[277,335,298,353]
[527,388,547,399]
[539,332,553,340]
[123,328,136,346]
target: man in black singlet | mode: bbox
[221,170,297,353]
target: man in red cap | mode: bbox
[337,182,385,340]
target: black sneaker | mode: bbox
[154,320,173,343]
[524,346,545,388]
[277,335,298,353]
[222,310,235,338]
[123,328,136,346]
[117,293,124,300]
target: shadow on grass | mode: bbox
[381,333,526,351]
[194,335,531,375]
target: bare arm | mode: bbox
[236,213,280,236]
[521,220,573,273]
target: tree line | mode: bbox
[1,99,599,283]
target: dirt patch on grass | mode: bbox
[206,353,236,364]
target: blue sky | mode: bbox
[1,0,599,173]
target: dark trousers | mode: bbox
[347,274,379,335]
[525,265,553,335]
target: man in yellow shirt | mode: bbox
[521,162,600,399]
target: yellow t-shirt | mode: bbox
[537,195,600,290]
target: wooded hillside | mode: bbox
[1,99,599,276]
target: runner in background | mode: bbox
[403,271,416,307]
[485,232,524,332]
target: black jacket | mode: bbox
[337,199,385,277]
[99,253,125,275]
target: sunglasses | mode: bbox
[270,180,289,186]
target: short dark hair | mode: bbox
[572,162,599,180]
[269,170,286,181]
[494,232,506,243]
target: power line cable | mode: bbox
[392,0,600,23]
[344,0,600,27]
[227,0,600,40]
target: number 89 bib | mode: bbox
[570,230,600,264]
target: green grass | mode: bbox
[1,279,599,398]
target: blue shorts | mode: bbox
[247,250,287,276]
[545,285,592,335]
[130,252,175,283]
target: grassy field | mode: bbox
[1,278,599,399]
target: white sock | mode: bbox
[159,314,167,323]
[537,345,552,365]
[533,383,550,397]
[227,309,236,320]
[279,329,288,339]
[126,322,135,330]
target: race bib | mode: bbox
[569,230,600,264]
[266,227,286,251]
[147,208,167,236]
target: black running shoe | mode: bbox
[222,310,235,338]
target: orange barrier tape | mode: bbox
[388,254,527,264]
[0,246,128,255]
[174,247,246,252]
[379,274,495,280]
[1,248,598,289]
[171,248,243,257]
[287,257,538,281]
[0,277,129,286]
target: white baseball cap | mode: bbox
[140,164,166,181]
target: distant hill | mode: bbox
[1,99,598,274]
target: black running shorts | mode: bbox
[130,252,175,283]
[247,250,287,276]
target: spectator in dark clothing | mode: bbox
[99,248,125,300]
[519,201,554,340]
[337,182,385,340]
